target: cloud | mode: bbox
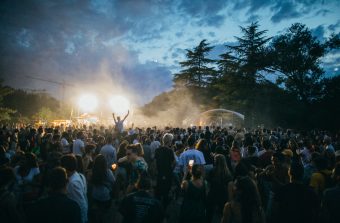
[322,50,340,77]
[314,9,331,16]
[328,20,340,32]
[178,0,228,17]
[176,32,183,38]
[177,0,228,27]
[0,0,339,105]
[208,32,216,38]
[0,0,176,104]
[246,14,261,23]
[2,41,173,104]
[270,2,302,23]
[312,25,326,41]
[232,0,335,24]
[172,52,179,59]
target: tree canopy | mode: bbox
[173,39,216,87]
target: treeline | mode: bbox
[145,22,340,130]
[0,83,64,124]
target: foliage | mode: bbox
[2,88,60,123]
[166,22,339,129]
[32,107,55,123]
[173,40,216,87]
[0,80,15,121]
[1,22,339,130]
[227,22,272,83]
[217,22,272,126]
[270,23,326,104]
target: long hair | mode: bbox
[235,176,262,223]
[117,140,129,160]
[196,139,207,151]
[92,154,108,185]
[214,154,231,180]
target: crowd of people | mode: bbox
[0,118,339,223]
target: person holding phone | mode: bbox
[180,164,207,223]
[179,135,206,174]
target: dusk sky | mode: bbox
[1,0,339,105]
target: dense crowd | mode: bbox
[0,120,339,223]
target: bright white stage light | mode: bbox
[109,95,130,116]
[78,94,98,113]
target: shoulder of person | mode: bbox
[323,186,338,197]
[311,172,323,180]
[31,167,40,174]
[223,201,233,214]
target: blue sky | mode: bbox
[1,0,339,105]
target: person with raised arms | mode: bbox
[112,110,130,134]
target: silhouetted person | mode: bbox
[321,162,340,223]
[27,167,81,223]
[272,162,319,223]
[0,167,24,223]
[222,176,265,223]
[154,133,175,208]
[119,173,164,223]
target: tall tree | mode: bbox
[270,23,326,103]
[216,51,239,78]
[222,22,271,126]
[213,51,242,106]
[227,22,272,83]
[173,39,216,87]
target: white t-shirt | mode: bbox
[61,137,70,153]
[73,139,85,156]
[301,147,312,165]
[67,172,88,223]
[15,166,40,185]
[150,140,161,159]
[128,129,136,135]
[116,120,124,133]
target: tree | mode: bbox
[324,33,340,50]
[216,51,239,78]
[173,39,216,87]
[3,89,60,118]
[221,22,271,126]
[227,22,272,84]
[33,107,55,123]
[270,23,326,104]
[315,75,340,130]
[213,51,243,108]
[0,80,15,121]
